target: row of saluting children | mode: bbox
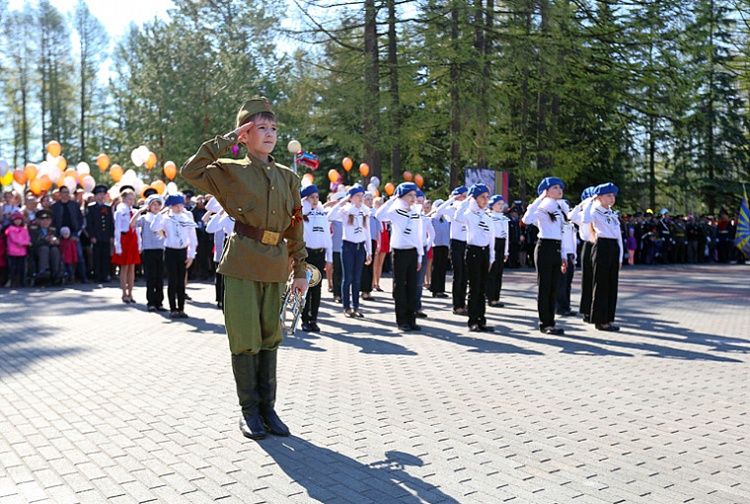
[296,176,622,334]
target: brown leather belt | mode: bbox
[234,221,282,246]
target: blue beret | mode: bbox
[468,183,490,199]
[300,184,319,198]
[489,194,505,208]
[396,182,418,198]
[416,189,425,198]
[581,186,596,200]
[594,182,619,196]
[164,194,185,207]
[451,185,468,197]
[347,184,365,197]
[537,177,565,196]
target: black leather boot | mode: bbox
[231,353,267,440]
[258,350,290,436]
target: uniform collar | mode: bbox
[246,152,275,167]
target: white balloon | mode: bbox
[370,176,380,188]
[137,145,150,164]
[0,160,8,175]
[287,140,302,154]
[123,169,137,182]
[37,161,50,176]
[166,182,178,195]
[64,176,77,192]
[130,148,143,167]
[76,162,90,176]
[81,175,96,192]
[133,179,144,194]
[48,166,62,183]
[367,183,377,194]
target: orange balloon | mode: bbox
[13,169,27,185]
[24,163,38,181]
[414,174,424,188]
[110,164,123,182]
[163,161,177,181]
[359,163,370,177]
[39,174,52,191]
[152,180,166,195]
[96,153,110,172]
[402,171,413,182]
[146,152,158,170]
[47,140,62,157]
[29,178,44,196]
[57,156,67,170]
[64,168,77,179]
[328,169,339,183]
[342,157,353,172]
[384,182,395,196]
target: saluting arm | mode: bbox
[180,132,238,196]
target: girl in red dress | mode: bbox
[112,188,141,303]
[372,198,390,292]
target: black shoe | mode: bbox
[410,323,422,331]
[184,294,192,301]
[479,325,494,332]
[239,413,267,440]
[334,296,342,304]
[155,306,167,312]
[453,307,468,316]
[415,311,428,318]
[353,310,364,318]
[596,324,620,332]
[301,322,314,332]
[540,325,564,335]
[398,324,413,332]
[582,315,591,323]
[434,293,449,298]
[258,350,290,437]
[469,324,482,332]
[217,302,223,309]
[232,353,267,440]
[345,308,355,318]
[557,310,574,317]
[178,311,189,319]
[147,306,156,312]
[169,311,180,319]
[361,292,372,300]
[310,322,321,332]
[488,301,505,308]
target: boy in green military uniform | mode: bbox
[181,97,308,440]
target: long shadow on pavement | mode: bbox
[259,438,460,503]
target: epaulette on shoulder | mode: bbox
[217,157,250,166]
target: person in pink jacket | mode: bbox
[5,211,31,287]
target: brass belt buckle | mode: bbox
[261,230,280,246]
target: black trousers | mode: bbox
[430,245,449,294]
[332,251,342,300]
[165,247,187,312]
[591,238,620,325]
[556,253,575,313]
[215,259,224,305]
[486,238,506,302]
[360,239,376,294]
[534,239,562,328]
[142,249,164,308]
[450,239,467,309]
[92,241,111,282]
[579,241,593,317]
[303,248,326,323]
[392,248,418,327]
[466,245,490,327]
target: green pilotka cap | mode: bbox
[236,97,275,129]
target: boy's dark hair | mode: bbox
[247,111,276,124]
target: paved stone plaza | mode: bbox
[1,264,749,503]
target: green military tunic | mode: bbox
[181,131,307,355]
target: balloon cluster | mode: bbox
[0,140,182,199]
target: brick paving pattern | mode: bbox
[1,264,748,503]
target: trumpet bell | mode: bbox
[280,263,322,336]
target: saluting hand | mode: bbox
[234,121,255,144]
